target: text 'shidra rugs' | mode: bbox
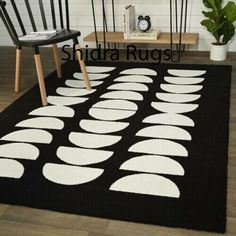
[0,61,231,233]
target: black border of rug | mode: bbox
[0,60,232,233]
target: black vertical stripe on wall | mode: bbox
[65,0,69,30]
[50,0,57,29]
[0,8,17,44]
[10,0,26,35]
[24,0,37,31]
[38,0,48,30]
[58,0,64,29]
[0,3,18,40]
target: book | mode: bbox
[123,5,136,39]
[123,5,130,39]
[128,28,161,40]
[19,29,65,41]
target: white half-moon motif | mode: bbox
[100,91,143,101]
[57,146,113,165]
[29,106,74,118]
[151,102,198,114]
[92,100,138,111]
[47,96,88,106]
[1,129,52,144]
[136,125,191,140]
[0,159,24,179]
[65,80,103,88]
[120,68,157,76]
[168,69,206,77]
[129,139,188,156]
[114,75,153,83]
[56,87,96,97]
[86,66,116,73]
[73,73,110,80]
[164,76,204,85]
[0,143,39,160]
[110,174,180,198]
[69,132,121,148]
[16,117,64,130]
[120,155,184,176]
[156,93,201,103]
[80,120,129,134]
[108,83,148,92]
[143,113,194,126]
[161,84,203,94]
[43,163,103,185]
[89,108,136,121]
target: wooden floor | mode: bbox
[0,46,235,236]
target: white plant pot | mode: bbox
[210,43,228,61]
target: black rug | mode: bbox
[0,60,231,233]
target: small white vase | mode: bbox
[210,43,228,61]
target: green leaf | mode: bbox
[202,10,217,22]
[201,0,235,44]
[202,0,221,14]
[221,22,235,44]
[202,0,213,8]
[223,1,236,23]
[201,19,214,31]
[216,0,223,9]
[201,19,218,42]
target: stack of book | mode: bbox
[123,5,136,39]
[123,5,161,40]
[128,28,161,40]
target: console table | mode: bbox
[84,0,199,62]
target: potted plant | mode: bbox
[201,0,236,61]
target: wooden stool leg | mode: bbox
[34,53,48,106]
[52,44,62,78]
[15,47,21,92]
[75,43,91,90]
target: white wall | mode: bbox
[0,0,235,51]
